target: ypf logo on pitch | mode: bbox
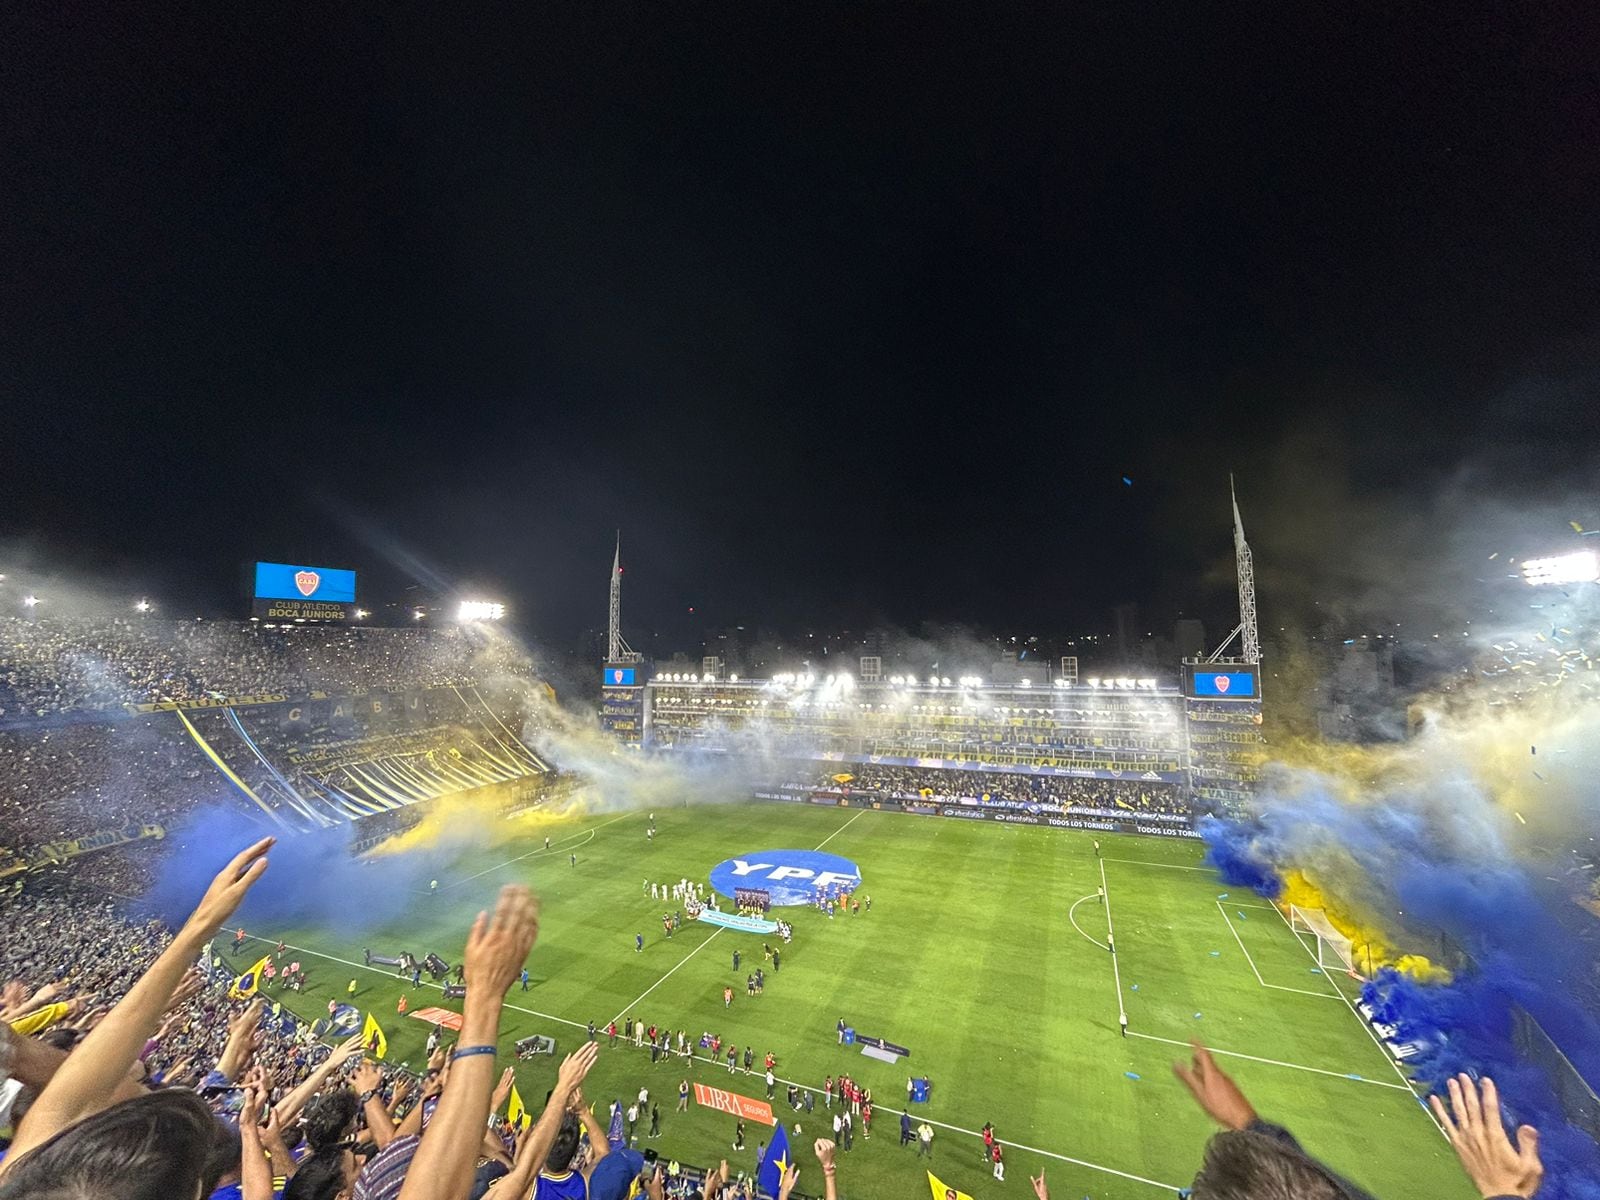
[709,849,861,906]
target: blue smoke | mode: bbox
[1198,814,1283,896]
[139,804,463,936]
[1363,968,1600,1200]
[1201,754,1600,1199]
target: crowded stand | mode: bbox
[779,763,1194,819]
[647,679,1188,776]
[0,616,531,719]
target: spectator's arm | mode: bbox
[215,997,266,1082]
[812,1139,838,1200]
[272,1033,363,1126]
[518,1043,598,1181]
[397,885,538,1200]
[352,1059,399,1149]
[240,1081,275,1200]
[0,838,272,1173]
[573,1086,610,1171]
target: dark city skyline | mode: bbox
[4,5,1599,649]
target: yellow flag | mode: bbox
[507,1082,526,1126]
[229,956,271,1000]
[928,1171,974,1200]
[361,1012,388,1059]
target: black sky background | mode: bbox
[4,4,1599,649]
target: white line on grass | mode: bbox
[608,928,726,1026]
[1265,903,1445,1133]
[1101,858,1210,871]
[1216,902,1341,1000]
[586,1032,1187,1192]
[1125,1031,1413,1091]
[811,807,868,849]
[1100,857,1126,1018]
[241,936,590,1032]
[1067,893,1109,950]
[431,811,636,892]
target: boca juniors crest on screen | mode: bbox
[253,562,358,621]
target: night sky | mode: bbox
[4,5,1598,647]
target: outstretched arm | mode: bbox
[0,838,273,1172]
[397,885,539,1200]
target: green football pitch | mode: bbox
[221,802,1470,1199]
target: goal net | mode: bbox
[1289,906,1356,974]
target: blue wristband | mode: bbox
[451,1045,497,1061]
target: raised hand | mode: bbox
[328,1033,366,1068]
[491,1066,516,1113]
[813,1138,836,1169]
[230,997,266,1039]
[1172,1041,1256,1130]
[462,885,540,997]
[556,1040,599,1092]
[183,839,274,941]
[352,1059,384,1094]
[777,1163,800,1200]
[1429,1074,1542,1199]
[1030,1167,1049,1200]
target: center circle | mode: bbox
[709,849,862,907]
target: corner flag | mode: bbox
[361,1012,388,1059]
[228,956,270,1000]
[929,1171,975,1200]
[757,1121,792,1198]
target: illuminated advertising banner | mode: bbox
[1188,669,1257,699]
[253,562,357,621]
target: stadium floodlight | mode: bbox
[354,608,369,620]
[134,599,151,613]
[457,600,506,621]
[23,595,39,608]
[1522,551,1598,586]
[412,608,425,620]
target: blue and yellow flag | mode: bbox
[507,1082,526,1127]
[361,1012,388,1059]
[606,1100,625,1150]
[229,956,270,1000]
[756,1121,791,1198]
[928,1172,974,1200]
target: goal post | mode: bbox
[1289,905,1355,974]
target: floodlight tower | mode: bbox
[1232,477,1261,665]
[608,534,642,663]
[1203,476,1262,664]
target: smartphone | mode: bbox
[643,1148,658,1166]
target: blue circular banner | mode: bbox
[709,849,862,907]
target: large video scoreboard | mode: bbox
[253,562,358,621]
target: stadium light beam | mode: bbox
[1521,551,1598,586]
[457,600,506,622]
[134,599,151,613]
[23,595,39,608]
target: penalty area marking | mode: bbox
[1266,902,1445,1134]
[1216,902,1342,1000]
[426,810,637,893]
[1125,1031,1412,1092]
[1068,893,1109,950]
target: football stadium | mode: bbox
[3,522,1597,1200]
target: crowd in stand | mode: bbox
[0,845,1549,1200]
[0,616,530,719]
[790,764,1193,817]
